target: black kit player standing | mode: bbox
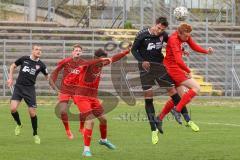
[7,45,49,144]
[131,17,192,144]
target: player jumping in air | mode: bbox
[159,23,214,130]
[50,44,86,139]
[63,48,130,157]
[7,45,49,144]
[131,17,195,144]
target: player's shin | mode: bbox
[158,99,175,121]
[181,107,191,122]
[61,113,70,131]
[31,115,38,136]
[176,89,197,112]
[11,111,22,126]
[145,99,157,131]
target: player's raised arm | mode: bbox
[109,49,130,63]
[187,36,208,54]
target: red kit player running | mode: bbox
[50,44,85,139]
[64,48,130,157]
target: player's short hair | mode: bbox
[94,48,107,58]
[32,44,41,49]
[72,44,82,50]
[178,23,192,33]
[156,17,168,27]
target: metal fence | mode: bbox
[0,33,240,97]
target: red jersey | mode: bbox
[64,50,129,98]
[164,31,208,73]
[50,57,86,93]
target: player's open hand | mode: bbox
[7,78,13,87]
[142,61,150,71]
[207,47,214,55]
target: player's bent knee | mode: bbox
[98,116,107,124]
[167,87,177,96]
[28,108,36,117]
[193,84,200,94]
[10,108,17,113]
[85,119,94,128]
[144,90,153,98]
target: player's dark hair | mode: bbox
[94,48,107,58]
[73,44,82,50]
[156,17,168,27]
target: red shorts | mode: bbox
[73,96,104,118]
[58,92,73,102]
[167,68,189,87]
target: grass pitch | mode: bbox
[0,97,240,160]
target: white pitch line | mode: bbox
[198,122,240,127]
[112,117,240,127]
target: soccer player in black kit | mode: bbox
[7,45,49,144]
[131,17,193,144]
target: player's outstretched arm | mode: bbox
[187,37,209,54]
[110,49,130,63]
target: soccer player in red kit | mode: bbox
[64,48,130,157]
[159,23,214,130]
[50,44,86,139]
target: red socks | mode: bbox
[99,124,107,139]
[84,129,93,146]
[61,113,70,131]
[176,89,197,112]
[159,99,175,121]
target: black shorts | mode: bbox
[138,62,175,90]
[11,84,37,108]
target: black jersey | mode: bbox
[14,56,48,86]
[131,28,168,63]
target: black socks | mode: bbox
[145,99,157,131]
[11,111,21,126]
[31,116,38,136]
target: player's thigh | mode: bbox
[84,118,94,129]
[176,86,188,97]
[22,86,37,108]
[91,99,104,118]
[10,85,23,111]
[180,78,200,92]
[58,101,70,113]
[10,100,21,112]
[154,65,175,88]
[73,96,92,113]
[58,93,72,103]
[139,65,155,93]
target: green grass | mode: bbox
[0,98,240,160]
